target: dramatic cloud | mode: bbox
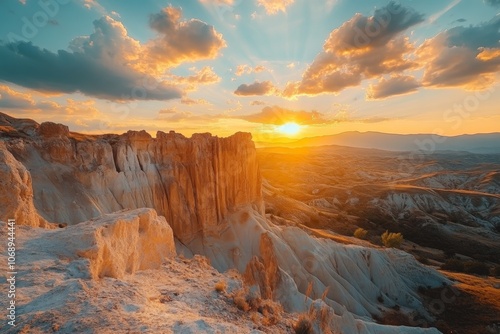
[145,7,226,73]
[237,105,328,125]
[367,75,420,100]
[418,16,500,89]
[283,2,424,98]
[257,0,294,15]
[0,40,182,101]
[234,81,278,96]
[0,8,225,101]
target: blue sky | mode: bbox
[0,0,499,139]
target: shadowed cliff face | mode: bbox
[0,116,263,244]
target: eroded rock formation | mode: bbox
[0,113,263,244]
[43,208,176,279]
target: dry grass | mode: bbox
[422,271,500,334]
[233,289,250,312]
[214,280,226,293]
[354,228,368,239]
[293,314,313,334]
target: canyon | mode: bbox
[1,112,498,333]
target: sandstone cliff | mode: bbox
[0,113,263,244]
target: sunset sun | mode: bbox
[278,122,301,136]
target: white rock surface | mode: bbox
[40,208,177,279]
[0,141,48,227]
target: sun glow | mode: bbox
[277,122,301,136]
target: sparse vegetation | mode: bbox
[233,289,250,311]
[353,228,368,239]
[232,287,283,326]
[442,259,491,276]
[214,280,226,293]
[381,230,403,248]
[463,261,490,276]
[441,258,465,272]
[293,315,313,334]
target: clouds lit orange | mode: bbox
[0,0,499,139]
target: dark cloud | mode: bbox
[283,2,424,98]
[0,41,182,101]
[0,8,226,101]
[367,75,420,99]
[234,81,277,96]
[419,16,500,89]
[237,105,328,125]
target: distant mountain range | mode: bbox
[256,131,500,154]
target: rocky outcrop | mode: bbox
[0,141,48,227]
[44,208,176,279]
[1,114,263,244]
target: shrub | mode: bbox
[442,259,490,276]
[294,315,313,334]
[441,258,465,272]
[233,289,250,312]
[381,230,403,248]
[259,299,283,326]
[463,261,490,276]
[354,228,368,239]
[214,280,226,293]
[492,266,500,277]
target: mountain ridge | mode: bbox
[257,131,500,154]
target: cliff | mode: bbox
[0,113,263,244]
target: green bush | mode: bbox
[381,230,403,248]
[354,228,368,239]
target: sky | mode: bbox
[0,0,499,141]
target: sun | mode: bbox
[277,122,301,136]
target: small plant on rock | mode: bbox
[214,280,226,293]
[381,230,403,248]
[294,314,313,334]
[354,228,368,239]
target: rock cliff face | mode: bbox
[0,141,48,227]
[0,114,263,244]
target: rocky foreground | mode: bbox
[0,112,454,333]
